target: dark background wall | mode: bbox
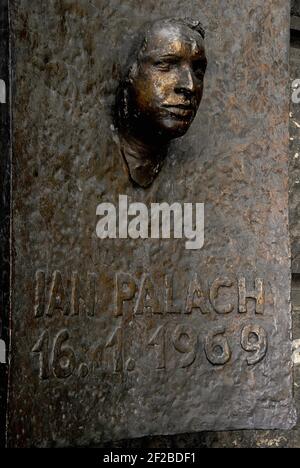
[292,0,300,17]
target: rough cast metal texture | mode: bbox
[8,0,295,447]
[290,33,300,274]
[0,0,10,448]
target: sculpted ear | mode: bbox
[128,62,139,83]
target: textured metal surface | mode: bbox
[7,0,295,447]
[98,277,300,448]
[290,38,300,274]
[0,0,10,449]
[91,18,300,452]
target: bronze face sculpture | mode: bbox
[115,18,207,188]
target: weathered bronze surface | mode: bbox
[115,18,207,187]
[0,0,10,448]
[7,0,296,447]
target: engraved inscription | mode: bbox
[70,272,80,316]
[35,271,267,318]
[134,274,160,315]
[210,277,235,314]
[51,330,76,379]
[148,325,166,370]
[238,278,264,315]
[32,271,270,379]
[34,271,99,318]
[241,324,268,365]
[85,272,97,317]
[32,330,50,380]
[172,325,198,368]
[115,273,137,317]
[204,328,231,366]
[164,275,180,314]
[185,274,209,315]
[105,327,123,373]
[31,324,269,379]
[46,271,68,317]
[32,329,76,380]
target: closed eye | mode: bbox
[153,57,180,71]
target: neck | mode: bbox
[119,130,168,188]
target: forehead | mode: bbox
[143,22,205,58]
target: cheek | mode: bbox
[155,76,175,102]
[133,73,173,111]
[134,81,155,111]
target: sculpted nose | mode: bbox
[175,66,195,97]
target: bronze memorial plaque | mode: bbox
[7,0,296,446]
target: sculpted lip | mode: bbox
[162,104,195,119]
[163,103,194,109]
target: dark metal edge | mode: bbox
[0,0,11,449]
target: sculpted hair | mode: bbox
[114,17,206,130]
